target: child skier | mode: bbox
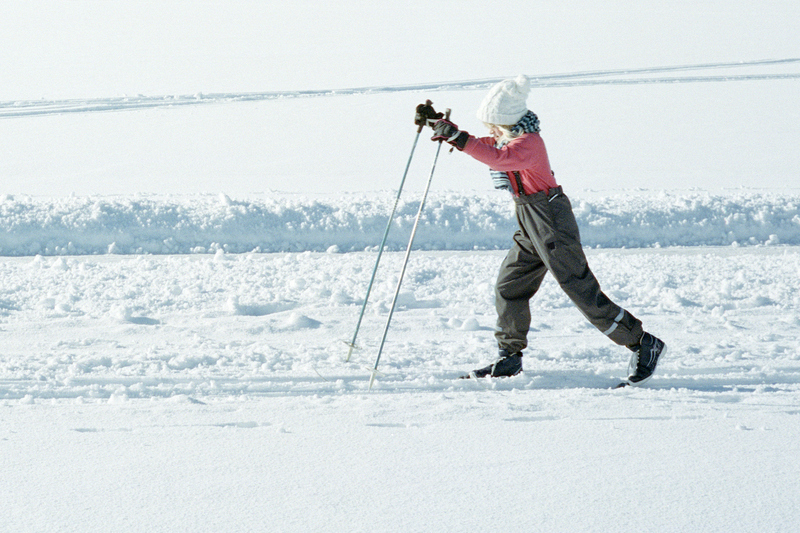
[415,75,665,386]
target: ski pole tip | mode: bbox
[343,339,360,362]
[367,367,385,390]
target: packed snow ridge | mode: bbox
[1,190,798,256]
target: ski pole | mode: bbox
[345,105,433,362]
[368,110,450,389]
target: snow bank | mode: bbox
[1,190,798,256]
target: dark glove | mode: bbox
[414,100,443,128]
[431,119,469,150]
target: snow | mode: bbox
[2,190,800,256]
[3,247,800,531]
[2,1,800,532]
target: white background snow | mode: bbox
[1,1,799,532]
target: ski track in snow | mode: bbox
[1,247,799,402]
[2,58,799,119]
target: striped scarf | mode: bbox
[491,111,541,193]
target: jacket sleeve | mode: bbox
[462,135,540,171]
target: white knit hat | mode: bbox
[476,74,531,125]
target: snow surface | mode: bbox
[2,190,800,256]
[2,247,800,532]
[2,1,800,532]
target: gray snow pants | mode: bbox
[495,186,643,353]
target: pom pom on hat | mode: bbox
[476,74,531,125]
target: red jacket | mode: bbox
[463,133,557,196]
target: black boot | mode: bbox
[461,350,523,379]
[625,332,666,386]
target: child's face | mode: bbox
[487,124,502,140]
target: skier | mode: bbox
[415,75,665,386]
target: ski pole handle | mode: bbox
[415,99,442,133]
[416,103,428,134]
[444,109,455,152]
[416,99,433,133]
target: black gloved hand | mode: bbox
[415,100,444,128]
[431,118,469,150]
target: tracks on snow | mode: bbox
[2,58,799,119]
